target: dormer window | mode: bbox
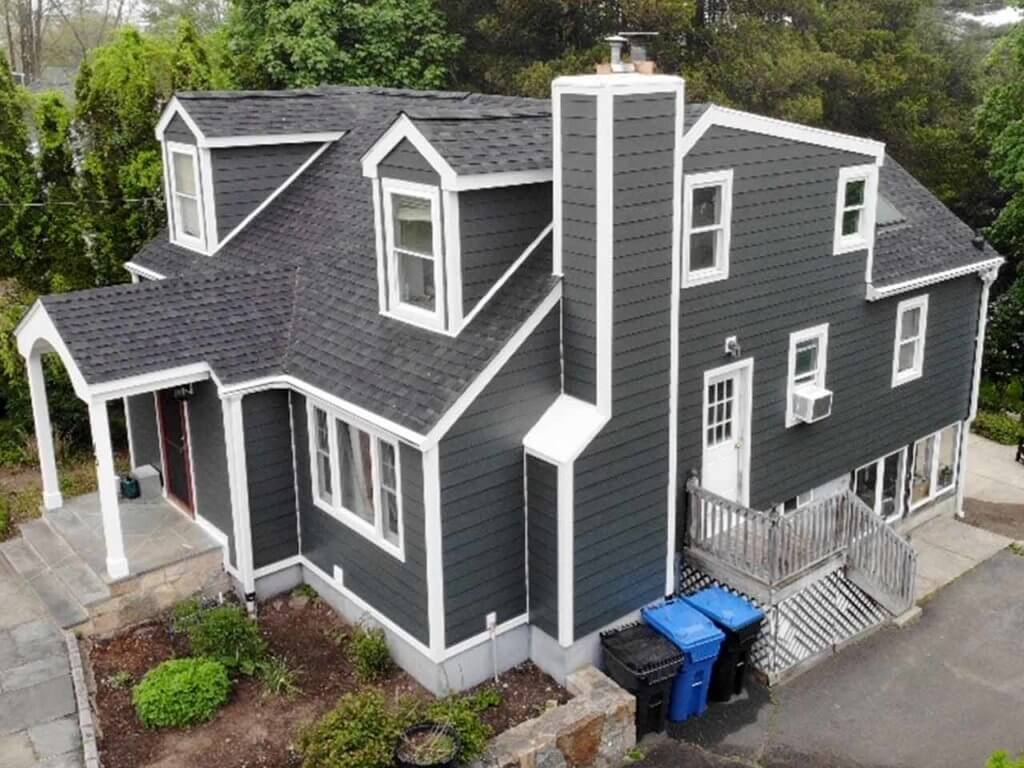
[833,164,878,255]
[382,179,446,331]
[167,142,206,251]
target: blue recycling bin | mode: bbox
[684,587,764,702]
[642,599,725,722]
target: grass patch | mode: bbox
[1008,542,1024,557]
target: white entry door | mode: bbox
[701,361,752,505]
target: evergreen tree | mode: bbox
[0,57,40,283]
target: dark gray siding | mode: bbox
[573,92,677,638]
[678,126,980,510]
[439,307,561,646]
[211,143,318,236]
[293,393,429,644]
[242,390,298,569]
[379,139,440,186]
[460,184,552,314]
[526,455,559,638]
[126,394,161,470]
[164,114,196,144]
[560,94,597,403]
[188,381,235,566]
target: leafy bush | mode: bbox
[348,625,391,682]
[989,751,1024,768]
[172,597,204,633]
[972,410,1024,446]
[298,689,410,768]
[185,605,267,675]
[133,658,231,729]
[0,503,9,540]
[257,655,301,697]
[424,690,500,762]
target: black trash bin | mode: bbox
[683,587,763,702]
[600,622,684,738]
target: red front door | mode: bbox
[157,390,194,516]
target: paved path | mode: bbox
[0,556,82,768]
[638,550,1024,768]
[965,431,1024,506]
[908,513,1010,602]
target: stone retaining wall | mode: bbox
[477,666,635,768]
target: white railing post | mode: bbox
[26,351,63,511]
[89,399,129,580]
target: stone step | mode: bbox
[20,571,88,630]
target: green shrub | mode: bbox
[172,597,204,633]
[424,688,502,762]
[257,655,301,697]
[298,689,410,768]
[348,625,391,682]
[107,670,134,689]
[989,751,1024,768]
[0,503,9,539]
[972,410,1024,446]
[185,605,267,675]
[292,584,318,600]
[133,658,231,729]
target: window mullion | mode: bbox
[370,437,383,535]
[329,415,341,510]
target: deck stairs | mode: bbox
[681,482,917,683]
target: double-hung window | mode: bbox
[682,169,733,287]
[852,448,906,522]
[833,164,878,254]
[167,143,205,251]
[308,403,404,559]
[892,295,928,387]
[382,179,445,331]
[910,423,960,509]
[786,324,829,427]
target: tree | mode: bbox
[170,16,213,90]
[0,56,37,282]
[984,273,1024,388]
[142,0,227,36]
[224,0,463,90]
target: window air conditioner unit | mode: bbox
[792,383,833,424]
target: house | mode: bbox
[14,53,1002,693]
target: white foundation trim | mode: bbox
[444,613,529,658]
[253,555,303,579]
[193,512,241,578]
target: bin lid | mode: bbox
[601,623,684,672]
[683,587,764,632]
[642,599,724,653]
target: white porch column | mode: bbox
[89,399,129,579]
[26,351,63,511]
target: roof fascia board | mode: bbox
[553,73,685,92]
[422,283,563,449]
[866,256,1004,301]
[15,302,103,400]
[123,262,167,281]
[681,105,886,163]
[201,132,343,149]
[449,169,553,191]
[361,114,458,188]
[88,364,215,401]
[155,96,206,143]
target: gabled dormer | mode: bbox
[155,94,345,256]
[362,110,553,335]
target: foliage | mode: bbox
[107,670,135,689]
[185,604,268,675]
[0,502,9,539]
[984,273,1024,385]
[256,655,302,697]
[224,0,463,90]
[989,751,1024,768]
[423,688,501,761]
[979,377,1024,414]
[133,657,232,728]
[347,625,391,683]
[0,59,39,286]
[172,596,205,633]
[292,584,319,600]
[971,410,1024,446]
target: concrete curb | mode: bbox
[64,630,101,768]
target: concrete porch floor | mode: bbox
[908,513,1010,602]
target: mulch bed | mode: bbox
[86,593,569,768]
[963,497,1024,541]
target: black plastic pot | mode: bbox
[395,723,461,768]
[120,475,140,499]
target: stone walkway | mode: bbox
[0,556,82,768]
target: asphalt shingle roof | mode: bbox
[408,108,552,175]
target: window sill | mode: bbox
[682,268,729,289]
[834,236,868,256]
[381,307,453,336]
[311,495,406,562]
[909,485,956,514]
[891,370,923,388]
[170,232,210,255]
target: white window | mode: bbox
[167,142,206,251]
[833,164,878,255]
[307,402,404,558]
[682,169,733,287]
[852,448,906,522]
[910,423,961,510]
[785,324,829,427]
[776,491,813,515]
[892,295,928,387]
[382,179,445,331]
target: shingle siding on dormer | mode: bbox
[164,113,196,144]
[379,138,441,186]
[678,126,980,510]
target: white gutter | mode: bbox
[866,257,1004,301]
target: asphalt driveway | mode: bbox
[638,550,1024,768]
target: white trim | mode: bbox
[680,104,886,162]
[422,446,446,658]
[215,141,333,254]
[523,395,606,465]
[552,92,564,277]
[16,302,91,399]
[444,613,530,658]
[193,512,241,578]
[123,395,136,469]
[362,115,457,187]
[252,555,303,579]
[594,84,614,417]
[221,394,255,596]
[891,295,929,387]
[202,132,343,149]
[182,398,199,515]
[969,269,999,420]
[443,190,463,330]
[88,398,129,579]
[556,460,574,647]
[423,285,562,447]
[372,178,388,314]
[701,358,754,507]
[25,350,63,511]
[866,257,1004,301]
[166,141,209,253]
[89,364,213,401]
[851,447,907,523]
[666,82,684,596]
[123,262,166,282]
[199,147,218,246]
[155,97,206,143]
[460,223,553,329]
[381,178,447,332]
[448,170,552,192]
[909,423,961,511]
[833,164,879,258]
[681,169,733,288]
[785,323,830,428]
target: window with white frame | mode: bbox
[167,143,205,250]
[776,491,813,515]
[682,169,733,287]
[910,423,960,509]
[833,164,878,255]
[308,403,403,558]
[785,324,829,427]
[892,295,928,387]
[381,179,445,330]
[852,448,906,521]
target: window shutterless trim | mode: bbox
[306,399,406,561]
[852,447,907,522]
[833,164,878,256]
[909,423,960,511]
[166,141,207,253]
[681,169,733,288]
[891,294,928,387]
[785,323,829,428]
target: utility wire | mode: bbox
[0,197,162,208]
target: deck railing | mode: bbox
[686,482,917,614]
